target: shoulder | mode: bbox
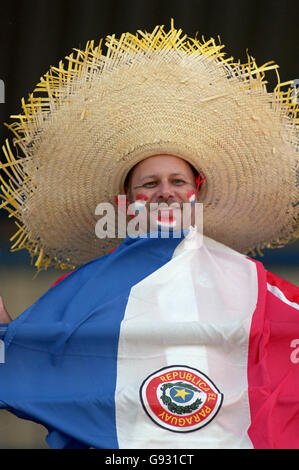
[49,247,117,289]
[50,272,73,288]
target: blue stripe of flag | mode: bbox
[0,233,185,448]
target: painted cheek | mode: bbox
[187,190,196,205]
[135,193,148,210]
[135,193,149,201]
[127,193,148,215]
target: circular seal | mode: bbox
[140,365,223,433]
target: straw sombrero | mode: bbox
[0,21,298,271]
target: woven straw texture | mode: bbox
[0,22,298,271]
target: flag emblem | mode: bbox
[140,365,223,432]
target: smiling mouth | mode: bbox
[157,210,173,222]
[157,207,179,223]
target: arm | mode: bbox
[0,295,12,323]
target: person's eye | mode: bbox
[142,181,157,188]
[172,179,186,185]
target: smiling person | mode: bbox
[0,23,298,450]
[124,154,203,234]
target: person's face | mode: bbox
[125,154,199,232]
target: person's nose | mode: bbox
[155,179,176,201]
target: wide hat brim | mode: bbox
[1,23,298,271]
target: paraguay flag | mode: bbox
[0,228,299,449]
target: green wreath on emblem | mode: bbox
[160,381,203,415]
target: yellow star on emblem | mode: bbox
[173,388,191,401]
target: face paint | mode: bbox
[127,194,148,215]
[187,189,196,205]
[135,194,148,211]
[157,218,177,229]
[158,210,174,222]
[156,206,177,230]
[157,216,177,229]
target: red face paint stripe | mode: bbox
[135,194,148,201]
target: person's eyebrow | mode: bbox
[139,172,188,182]
[139,174,157,182]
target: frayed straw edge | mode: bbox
[0,20,298,271]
